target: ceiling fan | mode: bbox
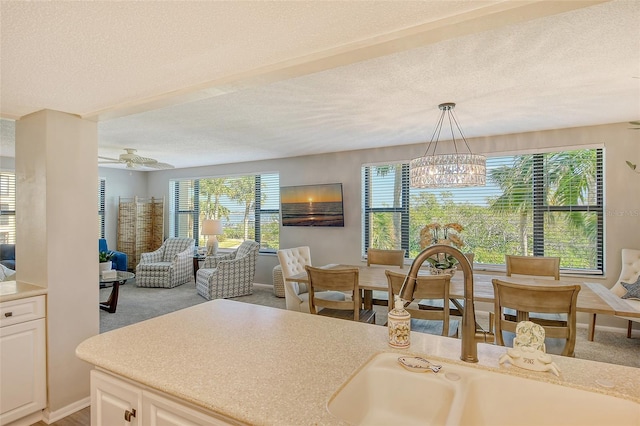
[98,148,174,169]
[629,120,640,130]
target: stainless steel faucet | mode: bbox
[399,244,478,363]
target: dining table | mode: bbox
[286,263,640,341]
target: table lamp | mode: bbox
[201,219,223,255]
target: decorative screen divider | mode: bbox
[117,196,164,270]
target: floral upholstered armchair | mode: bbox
[196,240,260,300]
[136,237,195,288]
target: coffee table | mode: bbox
[99,271,134,313]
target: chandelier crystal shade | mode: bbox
[410,103,486,188]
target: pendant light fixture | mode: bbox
[410,102,486,188]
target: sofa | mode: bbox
[98,239,128,271]
[0,244,15,271]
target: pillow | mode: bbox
[0,264,16,282]
[620,276,640,301]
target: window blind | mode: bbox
[169,173,280,252]
[362,148,604,273]
[0,172,16,244]
[98,178,105,238]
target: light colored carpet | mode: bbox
[100,279,639,368]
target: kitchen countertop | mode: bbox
[0,280,47,302]
[76,299,640,425]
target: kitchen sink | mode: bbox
[327,352,640,426]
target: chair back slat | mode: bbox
[506,255,560,280]
[367,248,405,268]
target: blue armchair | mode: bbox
[98,239,128,271]
[0,244,15,271]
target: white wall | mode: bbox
[146,122,640,328]
[98,167,148,250]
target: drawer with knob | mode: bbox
[0,295,45,328]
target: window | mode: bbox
[169,173,280,252]
[98,178,105,238]
[0,171,16,244]
[362,148,604,274]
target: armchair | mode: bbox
[98,239,128,271]
[0,244,15,271]
[608,248,640,338]
[136,237,195,288]
[196,240,259,300]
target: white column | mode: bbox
[15,110,99,417]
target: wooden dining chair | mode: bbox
[492,278,580,357]
[386,270,458,337]
[490,254,562,332]
[417,252,473,317]
[506,254,560,280]
[367,249,405,308]
[305,265,376,324]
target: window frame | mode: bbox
[169,173,280,253]
[362,148,604,274]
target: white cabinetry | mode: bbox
[91,370,233,426]
[0,295,46,425]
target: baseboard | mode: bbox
[42,396,90,424]
[4,411,42,426]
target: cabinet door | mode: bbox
[143,391,232,426]
[91,370,142,426]
[0,318,46,425]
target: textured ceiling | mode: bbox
[1,1,639,169]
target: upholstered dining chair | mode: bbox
[305,265,376,324]
[605,248,640,338]
[492,278,580,357]
[196,240,259,300]
[386,270,458,337]
[277,246,345,313]
[489,254,562,332]
[367,248,406,307]
[136,237,195,288]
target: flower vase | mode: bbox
[99,261,112,273]
[429,266,457,277]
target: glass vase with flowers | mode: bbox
[419,222,465,275]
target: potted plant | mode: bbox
[419,222,465,276]
[99,251,115,272]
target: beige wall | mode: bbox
[147,122,640,326]
[16,110,99,418]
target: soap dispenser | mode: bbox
[388,295,411,348]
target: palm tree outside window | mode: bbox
[362,148,604,274]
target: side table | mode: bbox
[193,254,206,279]
[99,271,134,313]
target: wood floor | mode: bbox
[31,407,89,426]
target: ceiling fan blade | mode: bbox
[130,155,158,165]
[145,162,175,169]
[98,156,121,162]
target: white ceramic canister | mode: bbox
[388,295,411,348]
